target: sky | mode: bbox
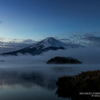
[0,0,100,42]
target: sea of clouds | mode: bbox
[0,46,100,65]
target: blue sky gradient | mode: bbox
[0,0,100,41]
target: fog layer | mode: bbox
[0,46,99,65]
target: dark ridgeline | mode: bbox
[56,70,100,100]
[47,56,82,64]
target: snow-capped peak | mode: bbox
[29,37,67,49]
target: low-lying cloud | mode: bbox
[0,46,100,64]
[0,46,100,90]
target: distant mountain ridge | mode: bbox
[28,37,67,49]
[1,37,67,56]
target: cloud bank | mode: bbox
[0,21,3,24]
[59,31,100,47]
[0,46,100,64]
[0,38,36,53]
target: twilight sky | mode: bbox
[0,0,100,42]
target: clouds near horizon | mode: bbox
[0,21,3,24]
[59,31,100,47]
[0,32,100,53]
[0,38,36,53]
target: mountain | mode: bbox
[1,37,67,56]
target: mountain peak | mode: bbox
[41,37,55,43]
[44,37,54,40]
[1,37,67,56]
[29,37,67,49]
[42,37,57,43]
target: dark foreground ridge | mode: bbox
[56,70,100,100]
[47,56,82,64]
